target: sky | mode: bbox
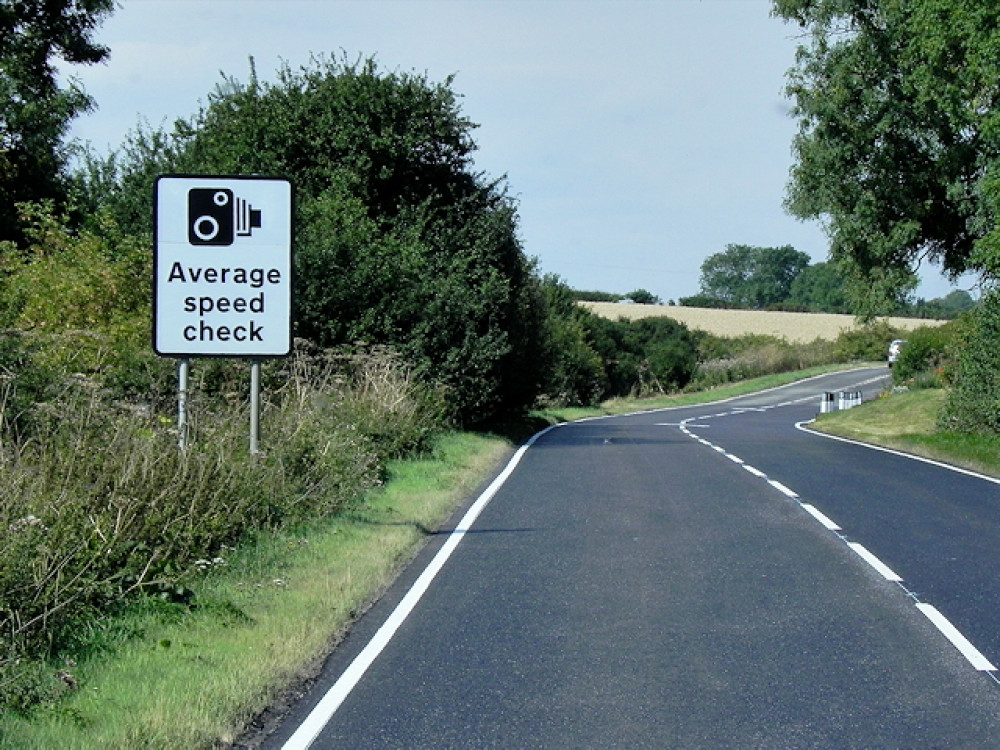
[63,0,972,303]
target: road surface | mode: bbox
[261,367,1000,748]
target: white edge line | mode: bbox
[281,425,557,750]
[800,503,842,531]
[743,465,767,478]
[795,420,1000,487]
[847,542,903,582]
[916,603,997,671]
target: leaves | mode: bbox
[0,0,114,243]
[775,0,1000,309]
[87,55,544,425]
[698,244,811,309]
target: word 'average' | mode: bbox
[166,262,283,288]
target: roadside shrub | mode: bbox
[534,276,607,407]
[0,204,149,335]
[0,344,443,712]
[943,292,1000,433]
[832,320,904,362]
[891,321,961,386]
[581,315,699,398]
[0,332,60,443]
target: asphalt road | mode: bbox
[262,367,1000,748]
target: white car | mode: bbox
[888,339,906,367]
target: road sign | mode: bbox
[154,175,293,358]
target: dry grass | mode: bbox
[580,302,945,343]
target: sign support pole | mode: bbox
[178,358,190,450]
[250,360,261,455]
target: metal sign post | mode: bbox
[177,358,190,450]
[250,360,261,455]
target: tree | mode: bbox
[1,0,114,243]
[773,0,1000,313]
[788,261,850,312]
[91,56,546,425]
[626,288,661,305]
[697,244,810,309]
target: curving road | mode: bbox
[263,367,1000,748]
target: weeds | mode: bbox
[691,334,836,388]
[0,341,444,713]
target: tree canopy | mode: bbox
[0,0,113,243]
[696,244,811,309]
[88,56,547,425]
[774,0,1000,312]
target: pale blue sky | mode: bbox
[64,0,970,302]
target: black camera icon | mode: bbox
[188,188,262,246]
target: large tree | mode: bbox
[0,0,114,243]
[697,244,810,309]
[774,0,1000,313]
[788,261,849,312]
[93,56,547,425]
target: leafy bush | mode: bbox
[891,322,962,385]
[86,56,547,426]
[832,320,904,362]
[581,315,699,398]
[943,292,1000,433]
[534,276,607,407]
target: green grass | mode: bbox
[811,388,1000,478]
[0,431,511,749]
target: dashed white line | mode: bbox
[768,479,798,498]
[848,542,903,582]
[800,503,842,531]
[917,603,997,671]
[674,390,998,678]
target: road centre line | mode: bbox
[768,479,799,498]
[917,604,997,671]
[800,503,842,531]
[678,406,998,676]
[847,542,903,582]
[281,425,558,750]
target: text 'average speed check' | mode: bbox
[154,176,293,358]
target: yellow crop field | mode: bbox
[580,302,945,343]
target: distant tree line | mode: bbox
[676,244,975,319]
[572,289,661,305]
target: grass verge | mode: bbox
[0,431,512,749]
[810,388,1000,479]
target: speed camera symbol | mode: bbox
[188,188,262,246]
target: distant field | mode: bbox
[580,302,945,343]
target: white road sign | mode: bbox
[154,175,293,357]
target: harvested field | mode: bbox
[580,302,945,343]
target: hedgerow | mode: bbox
[0,339,444,712]
[942,291,1000,432]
